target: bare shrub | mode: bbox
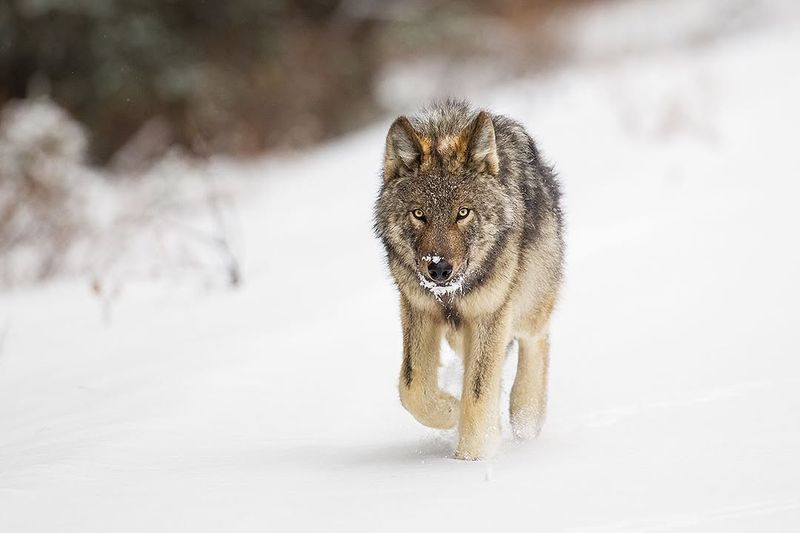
[0,98,243,296]
[0,97,91,285]
[87,152,244,297]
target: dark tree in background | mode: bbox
[0,0,380,165]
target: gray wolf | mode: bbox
[374,99,564,460]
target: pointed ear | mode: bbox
[466,111,499,175]
[383,116,424,181]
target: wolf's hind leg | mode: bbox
[398,298,458,430]
[510,332,550,439]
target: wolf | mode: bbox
[374,100,564,460]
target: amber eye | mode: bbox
[411,209,426,221]
[457,207,471,221]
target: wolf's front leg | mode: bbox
[455,309,512,460]
[398,297,458,429]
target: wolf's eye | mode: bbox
[457,207,471,221]
[411,209,426,221]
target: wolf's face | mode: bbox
[375,111,514,297]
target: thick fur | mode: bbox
[374,100,564,460]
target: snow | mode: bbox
[417,271,465,298]
[2,4,800,532]
[561,0,800,59]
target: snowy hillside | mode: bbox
[2,3,800,532]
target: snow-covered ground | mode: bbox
[2,3,800,531]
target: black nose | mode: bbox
[427,259,453,282]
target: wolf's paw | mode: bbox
[453,449,482,461]
[454,429,500,460]
[509,404,544,440]
[400,389,459,430]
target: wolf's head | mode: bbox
[375,103,516,298]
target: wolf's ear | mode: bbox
[384,116,424,181]
[466,111,499,176]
